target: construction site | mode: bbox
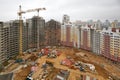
[0,3,120,80]
[0,46,120,80]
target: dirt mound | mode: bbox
[14,66,31,80]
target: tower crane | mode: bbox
[17,5,46,55]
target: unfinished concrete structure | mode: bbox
[0,21,19,63]
[0,22,8,63]
[45,19,61,46]
[9,20,20,58]
[27,16,45,49]
[22,22,28,52]
[0,20,28,63]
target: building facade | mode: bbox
[0,21,20,63]
[92,29,101,55]
[100,28,120,62]
[0,22,8,63]
[22,22,28,52]
[9,20,20,58]
[45,19,61,46]
[80,25,91,51]
[0,20,29,64]
[27,16,45,49]
[61,23,74,47]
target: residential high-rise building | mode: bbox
[45,19,61,46]
[61,24,66,46]
[0,22,9,63]
[92,29,101,55]
[27,16,45,49]
[61,15,71,47]
[61,15,75,47]
[27,19,32,48]
[0,20,20,63]
[73,21,82,48]
[61,15,120,62]
[100,28,120,62]
[22,22,28,52]
[73,25,81,48]
[0,20,29,64]
[9,20,20,58]
[61,23,74,47]
[80,25,91,51]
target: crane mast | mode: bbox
[18,5,46,55]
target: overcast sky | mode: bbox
[0,0,120,22]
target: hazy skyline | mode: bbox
[0,0,120,22]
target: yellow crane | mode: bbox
[17,5,46,55]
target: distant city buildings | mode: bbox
[94,20,103,30]
[62,15,70,25]
[61,15,120,62]
[111,20,119,28]
[102,20,111,29]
